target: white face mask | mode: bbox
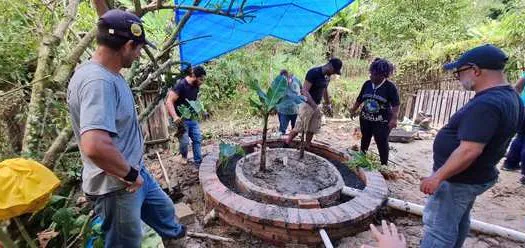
[460,78,475,91]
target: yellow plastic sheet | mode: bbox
[0,158,60,220]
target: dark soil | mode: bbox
[330,159,366,190]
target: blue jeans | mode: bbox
[178,119,202,165]
[278,113,297,134]
[87,169,184,248]
[421,179,496,248]
[505,133,525,175]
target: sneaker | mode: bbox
[520,176,525,185]
[176,156,188,166]
[162,225,186,247]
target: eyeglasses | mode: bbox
[453,66,474,80]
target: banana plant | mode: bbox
[249,75,305,171]
[177,99,205,121]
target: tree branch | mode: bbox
[141,3,248,20]
[155,35,210,62]
[160,0,201,53]
[133,59,175,92]
[143,46,158,68]
[53,0,81,40]
[132,0,142,16]
[22,0,81,155]
[52,27,97,88]
[92,0,109,16]
[42,126,73,168]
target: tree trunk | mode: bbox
[52,27,97,88]
[21,0,80,156]
[260,113,269,171]
[42,126,73,168]
[299,130,305,159]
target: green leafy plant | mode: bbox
[218,142,245,167]
[248,75,305,171]
[177,99,205,121]
[347,151,382,171]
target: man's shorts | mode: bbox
[295,103,322,133]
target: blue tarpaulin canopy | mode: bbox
[175,0,355,66]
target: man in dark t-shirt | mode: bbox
[285,58,343,147]
[420,45,523,248]
[165,66,206,167]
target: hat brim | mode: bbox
[443,61,460,71]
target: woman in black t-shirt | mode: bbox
[350,58,400,165]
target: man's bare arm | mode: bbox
[165,90,181,120]
[302,80,317,108]
[80,130,133,178]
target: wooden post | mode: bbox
[138,82,170,150]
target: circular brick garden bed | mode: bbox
[236,148,344,208]
[199,136,388,245]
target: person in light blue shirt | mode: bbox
[274,69,303,134]
[502,68,525,185]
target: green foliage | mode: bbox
[0,0,44,87]
[249,75,288,114]
[219,142,245,166]
[201,37,326,119]
[347,151,382,171]
[177,99,205,120]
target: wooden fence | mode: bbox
[138,83,170,148]
[407,89,475,128]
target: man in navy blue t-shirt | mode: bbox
[165,66,206,167]
[420,44,523,248]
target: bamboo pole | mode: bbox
[156,151,172,192]
[187,231,234,242]
[341,186,525,243]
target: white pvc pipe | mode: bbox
[319,229,334,248]
[342,186,525,243]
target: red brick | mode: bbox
[298,210,316,230]
[265,205,287,228]
[263,225,291,242]
[298,199,320,209]
[218,211,248,232]
[286,207,301,229]
[255,228,275,241]
[320,210,338,225]
[338,202,360,219]
[246,205,265,223]
[243,219,264,232]
[310,211,328,227]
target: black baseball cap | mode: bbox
[98,9,156,49]
[444,44,508,71]
[329,58,343,75]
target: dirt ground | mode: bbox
[145,118,525,248]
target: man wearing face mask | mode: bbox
[419,44,523,248]
[68,10,185,247]
[165,66,206,168]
